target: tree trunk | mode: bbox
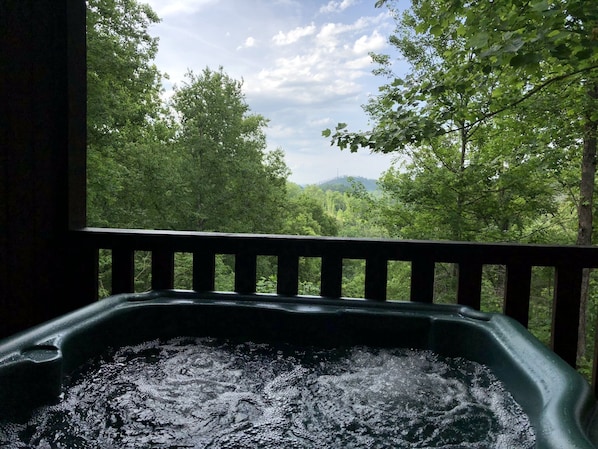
[576,82,598,362]
[453,125,469,241]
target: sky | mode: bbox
[143,0,406,185]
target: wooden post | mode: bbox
[0,0,87,338]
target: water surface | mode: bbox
[0,337,535,448]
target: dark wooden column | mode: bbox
[0,0,88,339]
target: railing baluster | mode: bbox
[321,255,342,298]
[457,262,483,310]
[112,248,134,294]
[504,263,532,327]
[277,254,299,296]
[365,257,387,301]
[411,258,435,303]
[152,249,174,290]
[193,251,215,291]
[235,252,256,294]
[552,264,583,368]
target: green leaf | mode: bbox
[574,48,594,61]
[491,86,505,98]
[322,129,331,138]
[469,32,489,48]
[508,54,528,67]
[430,24,443,36]
[531,0,549,13]
[415,23,428,33]
[550,44,571,59]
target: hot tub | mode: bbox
[0,291,597,448]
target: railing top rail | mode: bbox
[73,227,598,268]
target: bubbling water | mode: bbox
[0,337,535,448]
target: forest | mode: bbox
[88,0,598,373]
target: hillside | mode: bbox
[316,176,378,192]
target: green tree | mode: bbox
[394,0,597,360]
[328,0,597,234]
[327,0,597,362]
[171,68,289,233]
[87,0,164,146]
[282,184,339,236]
[87,2,291,233]
[375,119,562,243]
[87,0,171,227]
[328,2,562,243]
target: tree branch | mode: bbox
[443,64,598,135]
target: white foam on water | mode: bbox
[0,337,536,448]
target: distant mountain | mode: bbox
[317,176,378,193]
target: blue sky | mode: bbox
[143,0,406,184]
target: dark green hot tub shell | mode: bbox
[0,290,597,448]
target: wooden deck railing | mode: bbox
[71,227,598,395]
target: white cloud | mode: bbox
[315,23,343,50]
[319,0,357,14]
[237,36,256,50]
[144,0,218,17]
[344,55,373,70]
[272,23,316,45]
[245,18,391,106]
[353,30,386,54]
[315,15,387,49]
[251,48,363,105]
